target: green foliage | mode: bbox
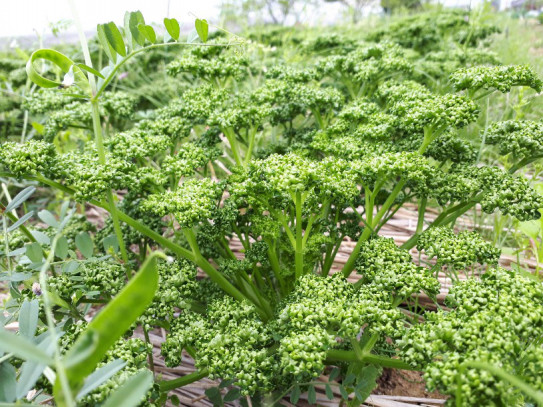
[417,227,501,271]
[450,65,543,93]
[399,268,543,405]
[486,120,543,160]
[1,6,543,407]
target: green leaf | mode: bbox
[223,388,241,402]
[15,361,47,400]
[62,260,79,274]
[97,24,117,64]
[77,359,127,400]
[290,385,301,404]
[75,232,94,259]
[0,271,31,281]
[123,12,134,51]
[38,209,59,228]
[0,329,53,365]
[354,366,380,402]
[76,63,105,79]
[219,379,235,389]
[55,236,69,259]
[15,334,55,399]
[19,299,39,339]
[101,370,153,407]
[5,187,35,213]
[126,11,146,47]
[48,290,72,310]
[164,18,180,41]
[195,19,209,43]
[307,385,316,404]
[7,211,34,233]
[31,122,44,135]
[518,220,540,240]
[25,242,42,263]
[204,387,223,406]
[137,23,156,44]
[329,367,340,381]
[31,231,50,245]
[325,383,334,400]
[103,22,127,57]
[186,29,200,43]
[26,49,90,94]
[102,234,119,254]
[344,373,356,386]
[339,385,349,400]
[60,253,160,390]
[64,331,99,369]
[0,363,16,402]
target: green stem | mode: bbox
[402,195,483,250]
[313,109,325,129]
[0,205,36,243]
[159,369,209,392]
[143,326,155,376]
[183,228,202,258]
[90,101,130,270]
[223,127,242,166]
[266,240,286,293]
[365,186,374,226]
[342,179,406,277]
[68,0,96,94]
[508,155,543,174]
[295,190,304,279]
[243,127,257,166]
[0,352,13,364]
[41,235,76,407]
[418,126,435,154]
[416,197,427,235]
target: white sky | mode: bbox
[0,0,491,39]
[1,0,222,38]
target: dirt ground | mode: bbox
[375,369,444,399]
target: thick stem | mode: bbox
[159,368,209,392]
[342,179,406,278]
[416,197,427,235]
[295,190,304,279]
[401,196,482,250]
[90,101,130,269]
[243,127,257,166]
[365,186,374,226]
[508,155,543,174]
[143,326,155,376]
[223,127,242,166]
[266,241,286,293]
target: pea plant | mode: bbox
[1,7,543,407]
